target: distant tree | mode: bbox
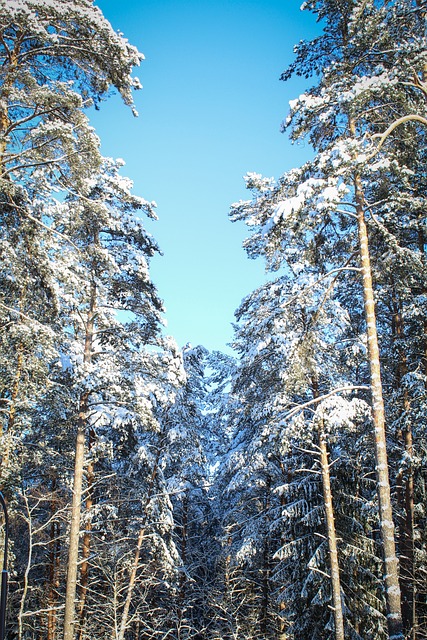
[158,344,218,639]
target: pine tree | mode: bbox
[229,2,427,635]
[0,0,143,483]
[51,157,175,640]
[159,344,217,639]
[0,3,171,637]
[215,271,382,638]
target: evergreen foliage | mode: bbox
[0,1,426,639]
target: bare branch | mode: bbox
[0,301,52,330]
[282,385,370,423]
[368,114,427,159]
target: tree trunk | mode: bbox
[318,426,345,640]
[63,403,88,640]
[47,475,61,640]
[392,296,416,639]
[116,434,164,640]
[224,534,232,597]
[277,462,288,640]
[352,165,403,638]
[312,380,345,640]
[77,428,96,640]
[177,491,189,634]
[63,281,97,640]
[260,476,271,639]
[0,32,21,170]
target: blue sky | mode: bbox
[91,0,320,353]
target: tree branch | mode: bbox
[368,114,427,159]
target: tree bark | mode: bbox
[77,428,96,640]
[47,475,61,640]
[319,430,345,640]
[277,462,288,640]
[63,281,97,640]
[177,491,189,634]
[312,380,345,640]
[352,166,403,638]
[116,525,146,640]
[63,402,88,640]
[260,476,271,639]
[0,31,21,171]
[392,295,416,639]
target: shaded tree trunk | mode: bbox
[77,428,96,640]
[312,379,345,640]
[392,295,416,639]
[47,474,61,640]
[277,462,288,640]
[177,491,189,636]
[260,476,271,639]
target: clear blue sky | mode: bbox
[91,0,319,353]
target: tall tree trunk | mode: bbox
[47,474,61,640]
[1,36,25,478]
[77,428,96,640]
[63,281,97,640]
[405,8,427,634]
[224,534,232,596]
[351,161,404,638]
[0,32,21,171]
[277,462,288,640]
[177,491,189,634]
[116,526,146,640]
[260,476,271,639]
[392,295,416,639]
[63,402,88,640]
[312,380,345,640]
[318,426,345,640]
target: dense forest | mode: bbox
[0,0,426,639]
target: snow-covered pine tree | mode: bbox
[339,3,427,630]
[4,157,172,639]
[230,2,427,636]
[158,344,219,639]
[0,0,142,477]
[210,282,294,639]
[0,3,183,637]
[215,266,383,638]
[49,158,183,640]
